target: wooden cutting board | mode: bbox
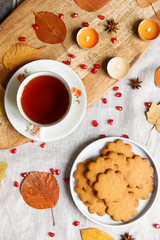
[0,0,159,149]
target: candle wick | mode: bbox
[117,65,121,70]
[86,36,90,42]
[147,27,151,32]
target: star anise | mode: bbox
[105,19,119,33]
[129,77,142,89]
[122,232,136,240]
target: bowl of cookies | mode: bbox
[70,137,159,226]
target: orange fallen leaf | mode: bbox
[21,172,59,209]
[136,0,158,8]
[3,43,45,71]
[74,0,111,12]
[81,228,115,240]
[0,85,5,115]
[0,162,7,187]
[146,102,160,132]
[35,12,67,44]
[155,68,160,87]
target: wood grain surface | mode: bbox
[0,0,159,149]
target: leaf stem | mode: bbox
[145,125,155,146]
[51,207,55,226]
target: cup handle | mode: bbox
[38,127,46,139]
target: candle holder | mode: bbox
[138,19,160,41]
[107,57,129,79]
[77,27,99,49]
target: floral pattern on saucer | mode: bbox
[26,123,39,136]
[17,68,30,83]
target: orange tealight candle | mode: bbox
[77,27,99,49]
[138,19,160,41]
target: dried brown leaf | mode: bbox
[21,172,59,209]
[0,162,7,187]
[3,43,45,71]
[74,0,111,12]
[146,102,160,132]
[155,68,160,87]
[136,0,158,8]
[0,85,5,115]
[35,12,67,44]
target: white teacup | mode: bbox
[17,71,72,139]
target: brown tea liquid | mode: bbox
[21,75,70,124]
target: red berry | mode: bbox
[40,143,46,148]
[64,178,70,183]
[59,13,64,19]
[21,172,27,178]
[102,98,107,104]
[111,38,117,44]
[31,140,36,143]
[113,86,119,91]
[11,148,17,154]
[50,168,55,174]
[49,232,55,237]
[63,61,70,65]
[72,13,78,18]
[98,15,105,20]
[122,134,129,139]
[91,68,97,74]
[19,37,26,42]
[145,102,152,107]
[55,169,60,175]
[33,24,38,30]
[14,181,19,187]
[73,221,80,226]
[80,64,88,69]
[94,64,100,69]
[82,22,89,27]
[153,224,160,229]
[115,92,122,97]
[99,134,106,138]
[70,54,76,58]
[108,119,113,125]
[116,106,123,111]
[92,120,98,127]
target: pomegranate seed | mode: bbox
[102,98,107,104]
[145,102,152,107]
[94,64,100,69]
[98,15,105,20]
[73,221,80,226]
[115,92,122,97]
[49,232,55,237]
[153,224,160,229]
[91,68,97,74]
[116,106,123,111]
[92,120,98,127]
[50,168,55,174]
[64,178,70,183]
[19,37,26,42]
[108,119,113,125]
[80,64,88,69]
[82,22,89,27]
[70,54,76,58]
[59,13,64,19]
[14,181,19,187]
[111,38,117,44]
[122,134,129,139]
[113,86,119,91]
[40,143,46,148]
[31,140,36,143]
[99,134,106,138]
[33,24,38,30]
[72,13,78,18]
[21,172,27,178]
[63,61,70,65]
[55,169,60,175]
[11,148,17,154]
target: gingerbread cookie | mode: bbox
[101,139,134,158]
[127,182,154,200]
[86,156,114,187]
[85,199,107,216]
[75,186,98,204]
[107,192,139,222]
[126,155,154,188]
[94,169,128,204]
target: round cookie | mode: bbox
[85,199,107,216]
[127,182,154,200]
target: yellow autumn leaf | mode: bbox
[146,102,160,132]
[3,43,46,71]
[81,229,115,240]
[0,162,7,187]
[0,85,5,115]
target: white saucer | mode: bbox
[4,60,87,141]
[70,137,159,227]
